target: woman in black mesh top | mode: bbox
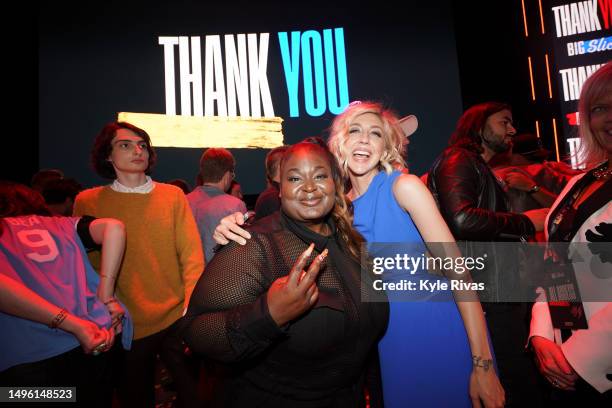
[185,141,389,407]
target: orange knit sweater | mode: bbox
[74,183,204,339]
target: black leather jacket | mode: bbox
[428,146,535,241]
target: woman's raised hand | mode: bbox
[267,243,328,326]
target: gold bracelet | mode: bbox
[103,297,118,306]
[49,308,68,329]
[100,274,116,280]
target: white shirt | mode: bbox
[530,172,612,393]
[110,176,155,194]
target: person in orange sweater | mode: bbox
[74,122,205,408]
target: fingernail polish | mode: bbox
[306,243,315,256]
[318,248,328,262]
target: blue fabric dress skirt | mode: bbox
[352,171,484,408]
[379,291,473,407]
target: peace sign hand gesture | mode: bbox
[267,243,328,326]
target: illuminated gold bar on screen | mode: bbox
[117,112,284,148]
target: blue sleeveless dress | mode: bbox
[352,171,473,408]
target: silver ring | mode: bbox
[92,342,106,356]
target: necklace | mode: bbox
[592,165,612,180]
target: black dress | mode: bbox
[185,211,389,407]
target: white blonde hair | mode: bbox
[577,61,611,169]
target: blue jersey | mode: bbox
[0,215,132,371]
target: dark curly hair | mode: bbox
[91,122,157,179]
[264,146,289,185]
[449,102,511,152]
[0,181,51,219]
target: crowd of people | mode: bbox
[1,61,610,407]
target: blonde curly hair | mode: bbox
[328,101,407,178]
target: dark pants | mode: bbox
[115,318,200,408]
[0,345,113,408]
[546,378,611,407]
[484,302,547,407]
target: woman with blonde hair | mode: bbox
[529,61,611,406]
[326,101,503,408]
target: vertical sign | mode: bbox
[548,0,612,166]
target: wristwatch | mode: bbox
[528,184,541,194]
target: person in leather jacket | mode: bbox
[428,102,546,240]
[428,102,548,407]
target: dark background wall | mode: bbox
[453,1,530,112]
[7,1,568,190]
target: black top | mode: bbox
[253,185,281,220]
[185,211,388,407]
[548,165,612,243]
[428,145,535,241]
[76,215,98,250]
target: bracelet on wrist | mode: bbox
[103,297,119,306]
[528,184,541,194]
[49,308,68,329]
[100,274,116,280]
[472,355,493,371]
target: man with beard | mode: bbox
[428,102,548,407]
[428,102,546,239]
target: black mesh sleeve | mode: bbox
[76,215,100,250]
[184,235,287,363]
[364,347,384,408]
